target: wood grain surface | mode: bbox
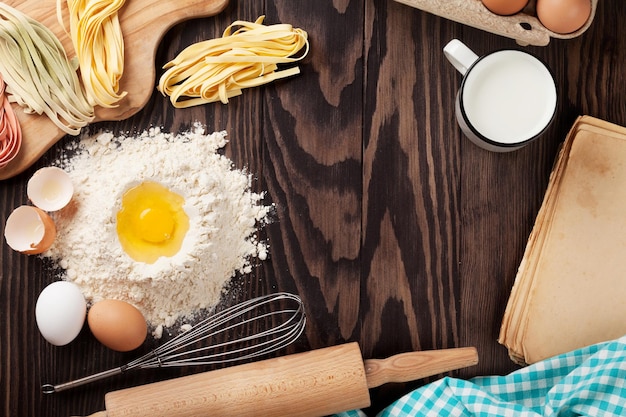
[1,0,626,416]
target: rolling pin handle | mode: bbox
[363,346,479,388]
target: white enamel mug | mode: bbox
[444,39,557,152]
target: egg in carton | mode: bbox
[393,0,598,46]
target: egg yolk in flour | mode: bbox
[116,181,189,263]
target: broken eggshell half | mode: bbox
[4,205,57,254]
[27,166,74,212]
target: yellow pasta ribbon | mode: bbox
[65,0,127,108]
[158,16,309,107]
[0,4,94,135]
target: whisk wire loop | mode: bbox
[43,292,306,393]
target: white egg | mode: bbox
[35,281,87,346]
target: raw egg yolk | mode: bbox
[116,181,189,263]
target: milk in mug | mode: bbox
[444,39,557,151]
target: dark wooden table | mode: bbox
[2,1,625,416]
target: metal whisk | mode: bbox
[42,292,306,394]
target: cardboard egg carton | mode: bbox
[393,0,598,46]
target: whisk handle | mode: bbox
[364,346,479,388]
[42,367,125,394]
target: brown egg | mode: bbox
[481,0,528,16]
[88,299,147,352]
[536,0,592,34]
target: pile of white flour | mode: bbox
[45,125,272,334]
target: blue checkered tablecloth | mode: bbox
[335,335,626,417]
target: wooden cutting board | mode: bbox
[0,0,230,181]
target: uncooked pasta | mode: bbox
[64,0,127,108]
[0,74,21,168]
[0,3,94,135]
[158,16,309,107]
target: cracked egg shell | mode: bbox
[27,166,74,212]
[4,205,56,254]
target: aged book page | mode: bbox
[499,116,626,364]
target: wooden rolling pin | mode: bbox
[80,342,478,417]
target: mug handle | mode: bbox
[443,39,479,76]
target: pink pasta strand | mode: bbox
[0,74,22,168]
